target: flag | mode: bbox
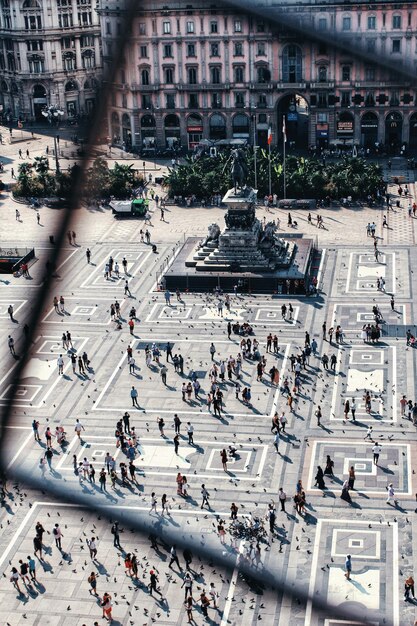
[282,116,287,143]
[267,127,272,145]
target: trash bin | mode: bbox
[49,235,54,244]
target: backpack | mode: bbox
[53,528,58,536]
[111,525,116,535]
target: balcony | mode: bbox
[310,81,335,89]
[250,82,274,90]
[277,82,307,90]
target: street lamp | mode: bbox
[41,105,64,172]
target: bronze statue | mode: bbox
[223,148,248,194]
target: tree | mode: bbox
[163,149,383,201]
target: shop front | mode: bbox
[164,114,181,149]
[187,114,203,150]
[315,122,328,149]
[361,112,379,149]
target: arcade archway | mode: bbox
[276,93,309,150]
[385,111,403,154]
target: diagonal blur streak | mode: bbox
[0,1,403,624]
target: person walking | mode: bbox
[149,492,158,514]
[173,434,180,455]
[88,571,98,595]
[86,248,91,263]
[201,484,210,509]
[124,280,131,297]
[130,386,139,407]
[27,555,37,582]
[372,442,382,465]
[273,431,280,454]
[187,422,194,445]
[111,521,121,548]
[220,449,228,471]
[149,569,162,596]
[209,342,216,361]
[364,425,373,440]
[386,482,397,506]
[10,567,22,593]
[169,545,182,570]
[53,523,63,550]
[87,536,98,560]
[345,555,352,580]
[74,419,85,440]
[182,571,193,599]
[404,575,415,601]
[101,592,113,621]
[8,335,16,356]
[278,487,287,512]
[160,364,168,385]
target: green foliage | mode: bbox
[163,149,384,200]
[83,158,145,199]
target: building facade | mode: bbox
[0,0,101,123]
[98,0,417,153]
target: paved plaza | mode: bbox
[1,133,417,625]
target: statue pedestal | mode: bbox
[163,186,317,293]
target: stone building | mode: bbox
[98,0,417,153]
[0,0,101,123]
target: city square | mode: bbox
[1,0,417,624]
[0,127,417,625]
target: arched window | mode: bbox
[234,66,244,83]
[65,79,78,92]
[232,114,250,134]
[122,113,131,128]
[84,78,97,90]
[164,114,180,128]
[210,67,221,84]
[318,66,327,82]
[1,80,8,92]
[10,82,18,94]
[209,113,226,139]
[111,111,119,123]
[82,49,95,70]
[33,83,46,97]
[282,45,302,83]
[22,0,40,7]
[141,114,155,128]
[392,13,401,29]
[257,65,270,83]
[63,52,76,71]
[141,68,149,85]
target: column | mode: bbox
[75,37,82,70]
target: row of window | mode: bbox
[119,90,410,112]
[0,10,93,29]
[24,35,95,52]
[139,65,271,86]
[318,13,408,31]
[136,38,404,64]
[139,65,387,86]
[138,40,266,60]
[133,13,410,36]
[0,50,95,71]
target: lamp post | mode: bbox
[251,111,258,191]
[41,105,64,172]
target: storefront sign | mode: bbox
[361,123,378,129]
[316,123,328,137]
[187,125,203,132]
[337,120,354,134]
[287,112,298,121]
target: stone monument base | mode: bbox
[163,234,316,294]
